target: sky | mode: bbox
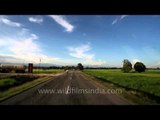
[0,15,160,67]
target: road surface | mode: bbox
[0,70,133,105]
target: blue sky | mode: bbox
[0,15,160,67]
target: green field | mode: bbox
[33,69,64,74]
[0,75,41,91]
[83,69,160,98]
[0,76,52,101]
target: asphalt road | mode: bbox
[0,70,133,105]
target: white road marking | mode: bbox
[66,85,70,94]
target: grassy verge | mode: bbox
[0,76,40,91]
[33,69,64,74]
[83,69,160,104]
[0,76,53,102]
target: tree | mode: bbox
[64,66,69,71]
[134,62,146,73]
[122,59,132,73]
[77,63,84,70]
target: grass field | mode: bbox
[33,69,64,74]
[0,75,41,91]
[83,69,160,98]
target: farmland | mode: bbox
[0,75,41,91]
[83,69,160,99]
[0,69,64,91]
[33,69,64,74]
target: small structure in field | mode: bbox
[28,63,33,73]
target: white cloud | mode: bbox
[0,31,60,64]
[0,36,40,62]
[112,18,118,25]
[28,17,43,24]
[0,53,61,64]
[0,16,62,65]
[0,38,61,64]
[120,15,128,20]
[10,39,40,55]
[67,44,94,60]
[48,15,74,32]
[83,59,106,66]
[0,16,21,27]
[112,15,128,25]
[67,43,106,66]
[0,39,8,46]
[19,28,30,35]
[0,36,61,64]
[0,54,23,63]
[132,59,140,64]
[31,34,38,39]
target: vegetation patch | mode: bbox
[83,69,160,103]
[33,69,63,74]
[0,76,52,102]
[0,75,40,91]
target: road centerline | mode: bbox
[66,85,70,95]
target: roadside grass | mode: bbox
[33,69,64,74]
[0,76,40,91]
[0,76,53,102]
[0,69,64,102]
[83,69,160,104]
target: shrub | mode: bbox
[134,62,146,72]
[122,59,132,73]
[77,63,84,70]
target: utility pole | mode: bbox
[39,58,41,69]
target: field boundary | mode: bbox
[83,71,160,104]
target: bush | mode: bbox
[122,59,132,73]
[77,63,84,70]
[134,62,146,73]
